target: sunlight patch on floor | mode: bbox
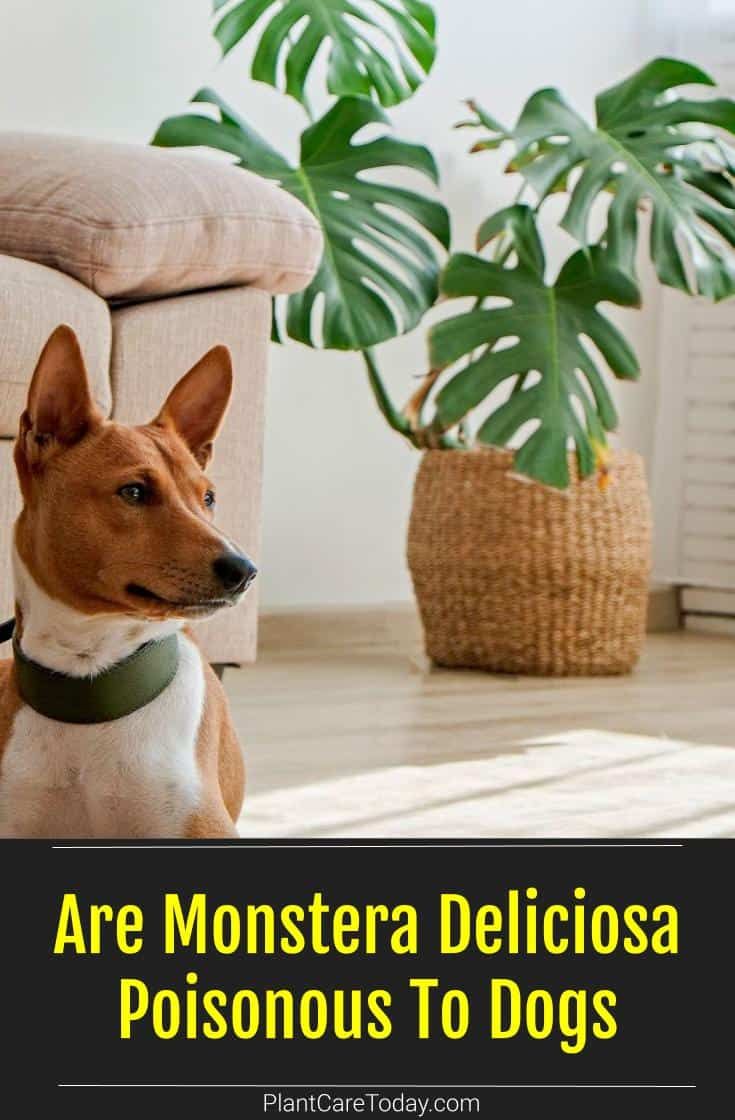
[238,729,735,839]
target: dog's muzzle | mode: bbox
[213,548,258,597]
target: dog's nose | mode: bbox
[213,549,258,594]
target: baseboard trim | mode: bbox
[259,587,681,652]
[258,602,423,653]
[647,584,680,633]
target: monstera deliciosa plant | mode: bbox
[154,12,735,674]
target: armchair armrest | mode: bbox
[0,133,323,301]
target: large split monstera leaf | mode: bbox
[467,59,735,300]
[153,92,449,350]
[429,206,641,488]
[212,0,436,109]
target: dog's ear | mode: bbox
[154,345,233,469]
[19,325,103,471]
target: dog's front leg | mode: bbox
[184,802,240,839]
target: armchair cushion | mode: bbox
[0,133,323,301]
[0,255,111,437]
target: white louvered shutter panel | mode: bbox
[651,1,735,589]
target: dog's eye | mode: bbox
[204,490,216,509]
[118,483,147,505]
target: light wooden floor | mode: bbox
[223,607,735,798]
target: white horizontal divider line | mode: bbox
[51,842,684,850]
[58,1082,697,1089]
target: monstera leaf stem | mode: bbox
[362,348,411,437]
[362,350,459,447]
[402,366,441,430]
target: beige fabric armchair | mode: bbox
[0,134,321,663]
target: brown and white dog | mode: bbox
[0,325,253,838]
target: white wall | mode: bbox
[0,0,668,607]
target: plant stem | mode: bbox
[362,348,412,438]
[362,349,460,449]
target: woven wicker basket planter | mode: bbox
[407,448,652,676]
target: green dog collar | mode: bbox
[12,632,180,725]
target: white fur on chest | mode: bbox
[0,635,205,838]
